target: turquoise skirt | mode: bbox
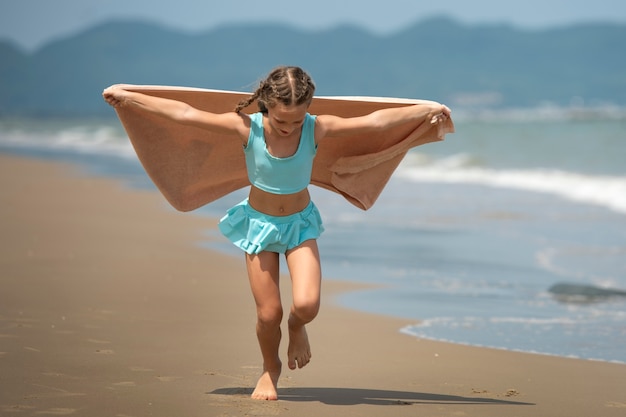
[218,199,324,254]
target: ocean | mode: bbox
[2,107,625,364]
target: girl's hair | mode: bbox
[234,66,316,113]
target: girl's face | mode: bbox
[267,103,308,137]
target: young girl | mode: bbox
[103,66,451,401]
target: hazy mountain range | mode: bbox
[1,16,624,117]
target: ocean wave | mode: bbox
[536,246,626,284]
[400,311,626,363]
[0,123,136,158]
[398,153,626,215]
[451,104,626,123]
[2,122,626,216]
[411,315,583,328]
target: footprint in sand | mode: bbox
[40,372,84,382]
[94,349,115,354]
[87,339,111,345]
[34,407,77,415]
[130,366,154,372]
[156,376,183,382]
[471,388,490,394]
[0,405,36,413]
[111,381,136,387]
[10,318,39,329]
[24,346,41,352]
[505,389,521,397]
[29,384,85,399]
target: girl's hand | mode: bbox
[102,85,130,108]
[430,104,451,125]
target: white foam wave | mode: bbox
[536,246,626,283]
[0,124,136,158]
[399,323,626,364]
[398,154,626,214]
[409,315,582,329]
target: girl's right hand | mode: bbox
[102,85,129,108]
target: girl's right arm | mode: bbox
[102,85,250,139]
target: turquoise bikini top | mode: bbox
[244,112,317,195]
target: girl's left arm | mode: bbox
[315,101,450,142]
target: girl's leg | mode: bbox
[245,250,283,400]
[285,239,322,370]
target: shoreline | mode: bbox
[1,153,625,417]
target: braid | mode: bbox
[233,66,315,113]
[234,90,260,113]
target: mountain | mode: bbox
[1,17,625,117]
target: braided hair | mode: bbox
[234,66,316,113]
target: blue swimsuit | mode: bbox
[244,112,317,194]
[218,112,324,254]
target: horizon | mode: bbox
[2,0,626,51]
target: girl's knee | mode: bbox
[257,305,283,328]
[293,299,320,323]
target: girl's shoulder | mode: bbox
[248,111,264,124]
[245,112,265,147]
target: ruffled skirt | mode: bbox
[218,199,324,254]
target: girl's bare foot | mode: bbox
[287,322,311,370]
[251,366,281,401]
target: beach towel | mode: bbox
[114,86,455,211]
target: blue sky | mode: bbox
[2,0,626,50]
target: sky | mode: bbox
[2,0,626,51]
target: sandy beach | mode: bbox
[1,153,625,417]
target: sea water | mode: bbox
[2,109,625,363]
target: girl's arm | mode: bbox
[102,85,249,138]
[315,101,450,141]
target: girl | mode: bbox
[103,66,451,401]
